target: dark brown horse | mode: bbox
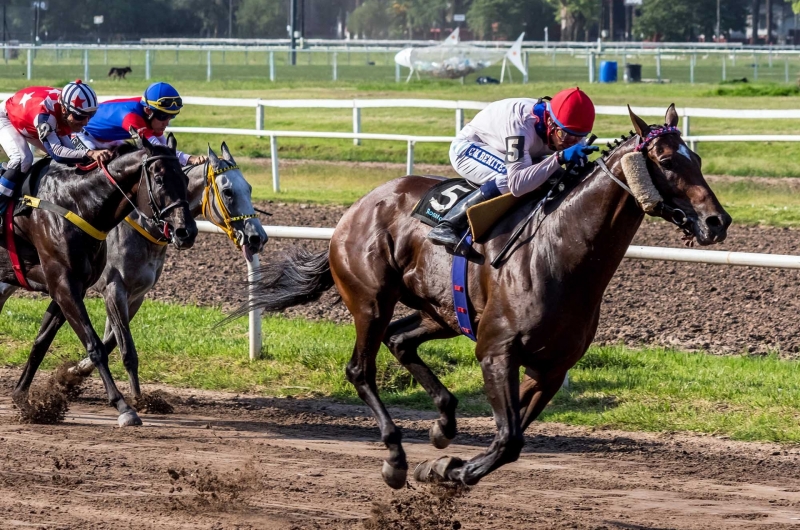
[0,133,196,427]
[242,105,731,487]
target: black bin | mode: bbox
[624,63,642,83]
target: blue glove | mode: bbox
[557,144,599,166]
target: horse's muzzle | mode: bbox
[695,211,732,245]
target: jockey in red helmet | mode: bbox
[0,80,113,213]
[427,87,599,252]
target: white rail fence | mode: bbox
[196,220,800,360]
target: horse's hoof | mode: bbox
[381,461,407,490]
[413,456,464,484]
[117,411,142,427]
[429,421,454,449]
[74,358,95,377]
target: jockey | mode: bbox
[76,82,207,166]
[427,87,599,251]
[0,80,112,213]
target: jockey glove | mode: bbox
[557,144,599,167]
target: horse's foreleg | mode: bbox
[519,367,568,432]
[0,282,19,314]
[415,347,523,486]
[102,281,142,399]
[384,312,460,449]
[12,300,66,406]
[50,279,140,427]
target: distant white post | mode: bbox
[455,107,464,135]
[83,49,89,81]
[269,51,275,82]
[270,135,279,192]
[352,106,361,146]
[406,140,415,175]
[523,52,529,84]
[206,50,212,82]
[332,52,337,81]
[247,254,262,361]
[145,49,151,80]
[588,52,595,83]
[656,50,661,82]
[255,100,264,138]
[26,49,31,80]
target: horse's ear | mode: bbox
[207,145,220,168]
[166,132,178,152]
[220,142,235,164]
[128,125,144,149]
[665,103,679,127]
[628,105,651,138]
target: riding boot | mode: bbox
[427,180,501,252]
[0,166,22,215]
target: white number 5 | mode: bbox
[505,136,524,163]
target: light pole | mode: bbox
[716,0,721,41]
[228,0,233,39]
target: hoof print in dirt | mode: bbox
[134,390,175,414]
[365,483,468,530]
[15,379,69,424]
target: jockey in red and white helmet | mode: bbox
[427,87,599,251]
[0,80,112,213]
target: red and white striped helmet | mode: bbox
[60,80,98,117]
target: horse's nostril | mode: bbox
[174,228,189,240]
[706,215,722,228]
[248,234,261,246]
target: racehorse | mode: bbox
[52,143,266,399]
[237,104,731,488]
[0,132,197,427]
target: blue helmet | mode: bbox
[141,82,183,116]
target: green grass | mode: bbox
[3,296,800,443]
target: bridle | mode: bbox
[594,126,693,236]
[200,161,257,248]
[99,154,187,240]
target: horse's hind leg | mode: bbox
[0,282,19,314]
[50,278,141,427]
[12,301,66,406]
[384,312,460,448]
[101,281,142,399]
[519,366,569,432]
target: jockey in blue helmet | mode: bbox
[75,82,207,166]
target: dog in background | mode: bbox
[108,66,132,79]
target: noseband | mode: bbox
[100,154,187,239]
[201,162,257,248]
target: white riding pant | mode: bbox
[449,138,510,194]
[0,101,34,172]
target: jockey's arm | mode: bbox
[503,131,561,197]
[145,132,193,166]
[35,113,88,164]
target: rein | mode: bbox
[201,162,256,248]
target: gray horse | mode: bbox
[0,143,267,402]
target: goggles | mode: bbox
[68,110,95,122]
[148,109,177,122]
[145,95,183,112]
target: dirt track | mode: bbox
[2,368,800,530]
[146,200,800,356]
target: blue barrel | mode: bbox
[599,61,618,83]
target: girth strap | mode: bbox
[124,216,168,246]
[21,195,107,240]
[5,203,31,290]
[451,234,477,342]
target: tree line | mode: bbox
[0,0,787,43]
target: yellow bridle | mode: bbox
[200,163,257,248]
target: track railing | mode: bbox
[196,220,800,360]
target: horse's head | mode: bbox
[124,129,197,249]
[627,105,731,245]
[206,143,267,260]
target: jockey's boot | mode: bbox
[0,166,22,215]
[427,181,500,252]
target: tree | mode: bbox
[547,0,600,41]
[348,0,392,38]
[634,0,748,41]
[236,0,287,38]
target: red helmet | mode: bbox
[547,87,595,136]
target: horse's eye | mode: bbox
[659,158,673,171]
[154,176,164,185]
[222,188,234,198]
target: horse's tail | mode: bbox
[224,248,334,322]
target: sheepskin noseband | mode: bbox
[621,151,662,214]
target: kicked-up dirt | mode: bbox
[1,368,799,529]
[145,200,800,357]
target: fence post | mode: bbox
[523,51,529,84]
[104,47,108,65]
[588,52,595,83]
[682,114,690,137]
[270,135,279,192]
[656,50,661,82]
[206,50,212,82]
[406,140,415,175]
[690,53,694,84]
[395,62,400,83]
[332,52,337,81]
[455,107,464,135]
[255,100,263,138]
[352,106,361,146]
[753,54,758,81]
[26,48,31,80]
[83,49,89,82]
[269,51,275,82]
[145,49,151,80]
[247,254,262,361]
[786,57,790,84]
[722,55,726,82]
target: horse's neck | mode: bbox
[186,165,207,217]
[83,154,145,234]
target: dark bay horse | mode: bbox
[0,133,197,427]
[240,105,731,487]
[54,143,267,400]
